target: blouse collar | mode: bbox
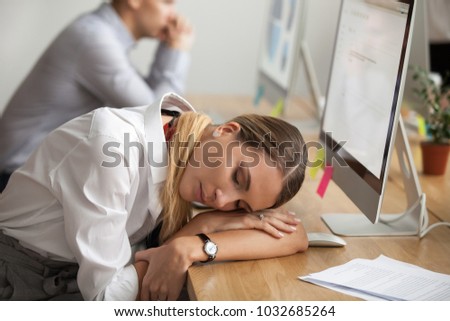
[144,93,196,184]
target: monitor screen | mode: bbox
[320,0,415,223]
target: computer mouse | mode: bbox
[307,232,347,247]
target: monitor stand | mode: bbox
[321,116,429,237]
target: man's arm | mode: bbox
[146,15,194,99]
[75,22,191,107]
[145,43,190,99]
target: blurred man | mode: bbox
[0,0,194,192]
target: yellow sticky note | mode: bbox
[270,98,284,117]
[309,148,325,179]
[416,115,427,137]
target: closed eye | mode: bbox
[233,169,241,210]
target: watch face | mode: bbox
[205,241,217,255]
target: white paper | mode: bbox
[299,255,450,301]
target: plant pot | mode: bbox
[420,141,450,175]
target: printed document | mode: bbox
[299,255,450,300]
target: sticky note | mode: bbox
[270,98,284,117]
[309,148,325,179]
[416,115,427,137]
[316,165,333,198]
[253,84,265,106]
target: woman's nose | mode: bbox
[214,188,237,211]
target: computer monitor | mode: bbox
[402,0,430,113]
[319,0,429,236]
[256,0,307,106]
[299,1,428,123]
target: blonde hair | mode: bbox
[159,112,212,243]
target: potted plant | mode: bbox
[410,66,450,175]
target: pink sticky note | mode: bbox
[316,165,333,198]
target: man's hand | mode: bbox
[164,15,195,51]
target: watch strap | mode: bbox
[196,233,216,263]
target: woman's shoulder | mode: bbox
[88,106,147,140]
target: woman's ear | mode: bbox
[215,122,241,137]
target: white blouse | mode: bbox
[0,93,195,300]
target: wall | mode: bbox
[0,0,341,114]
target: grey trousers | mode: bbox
[0,230,82,300]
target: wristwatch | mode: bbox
[196,233,218,263]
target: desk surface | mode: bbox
[185,95,450,301]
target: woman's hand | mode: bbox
[134,238,195,301]
[193,208,301,239]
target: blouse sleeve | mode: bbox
[50,133,140,300]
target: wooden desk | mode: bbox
[186,95,450,301]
